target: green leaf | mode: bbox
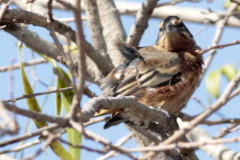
[56,67,73,113]
[49,141,75,160]
[206,69,221,98]
[221,64,237,81]
[18,50,74,160]
[35,51,82,159]
[19,56,48,128]
[55,68,81,159]
[67,128,82,160]
[224,0,240,11]
[56,78,62,115]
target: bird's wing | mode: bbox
[101,46,181,97]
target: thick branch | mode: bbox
[97,0,127,66]
[13,1,240,28]
[184,123,240,160]
[80,96,172,130]
[115,1,240,28]
[1,9,110,77]
[83,0,113,75]
[4,24,61,61]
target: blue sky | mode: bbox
[0,0,240,159]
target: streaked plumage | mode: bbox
[99,16,203,129]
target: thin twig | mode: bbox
[23,132,60,160]
[98,134,132,160]
[127,0,158,46]
[58,138,105,154]
[202,4,238,78]
[0,124,59,147]
[0,59,47,72]
[128,137,240,152]
[2,102,69,124]
[215,123,239,138]
[5,87,73,102]
[5,86,96,102]
[84,117,108,127]
[200,40,240,54]
[0,139,41,154]
[0,0,12,22]
[182,114,240,126]
[70,120,137,160]
[157,0,199,7]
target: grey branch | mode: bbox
[84,0,113,75]
[0,59,47,72]
[13,0,240,28]
[4,24,61,61]
[97,0,127,67]
[115,1,240,28]
[0,101,18,137]
[80,96,172,130]
[1,9,111,77]
[127,0,158,46]
[182,121,240,160]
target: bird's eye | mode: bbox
[178,23,185,29]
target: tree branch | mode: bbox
[127,0,158,46]
[97,0,127,66]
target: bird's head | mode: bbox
[156,16,196,52]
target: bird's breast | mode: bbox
[135,54,202,115]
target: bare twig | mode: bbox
[1,102,69,124]
[0,139,41,154]
[70,120,137,160]
[215,123,239,138]
[71,0,86,120]
[0,59,47,72]
[183,123,240,160]
[0,101,18,136]
[47,0,54,23]
[200,40,240,54]
[202,4,238,77]
[98,134,132,160]
[129,137,240,152]
[59,138,105,154]
[0,124,59,147]
[0,0,12,22]
[231,0,240,5]
[55,0,86,120]
[156,0,198,7]
[182,114,240,126]
[23,132,60,160]
[127,0,158,46]
[6,87,73,102]
[6,86,96,102]
[84,117,108,127]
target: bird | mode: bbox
[98,16,203,129]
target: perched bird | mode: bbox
[99,16,203,129]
